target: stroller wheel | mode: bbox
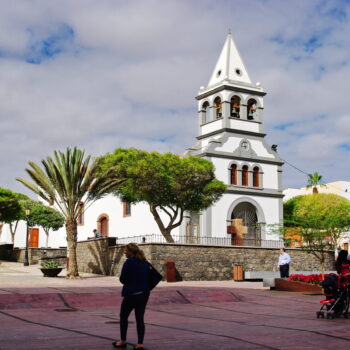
[327,311,335,319]
[316,311,324,318]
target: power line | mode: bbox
[281,157,349,193]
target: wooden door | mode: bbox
[29,228,39,248]
[100,218,108,237]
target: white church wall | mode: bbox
[201,119,222,134]
[260,164,279,189]
[249,140,275,158]
[214,137,241,152]
[200,134,224,149]
[228,119,260,133]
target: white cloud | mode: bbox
[0,0,350,196]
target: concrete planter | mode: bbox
[275,278,323,293]
[40,268,63,277]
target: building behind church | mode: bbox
[1,33,284,248]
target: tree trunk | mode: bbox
[150,205,175,243]
[66,218,79,278]
[44,229,49,248]
[320,257,325,280]
[9,222,15,243]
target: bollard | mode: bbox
[164,259,176,282]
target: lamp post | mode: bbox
[23,208,30,266]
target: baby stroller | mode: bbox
[317,274,350,319]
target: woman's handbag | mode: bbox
[148,262,163,290]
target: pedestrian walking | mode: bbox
[113,243,151,350]
[278,248,291,278]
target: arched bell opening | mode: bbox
[214,96,222,119]
[230,96,241,118]
[247,98,257,120]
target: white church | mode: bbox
[1,33,284,248]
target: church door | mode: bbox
[100,217,108,237]
[230,202,260,246]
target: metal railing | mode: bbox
[115,234,284,248]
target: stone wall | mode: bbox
[10,248,66,265]
[75,238,335,280]
[76,237,117,275]
[135,244,335,281]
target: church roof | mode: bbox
[207,32,252,88]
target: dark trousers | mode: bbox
[280,264,289,278]
[120,292,150,344]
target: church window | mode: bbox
[77,202,84,225]
[253,167,260,187]
[230,96,240,118]
[235,68,242,76]
[217,70,222,77]
[214,97,222,119]
[242,166,248,186]
[123,201,131,217]
[202,101,209,124]
[230,164,237,185]
[247,99,257,120]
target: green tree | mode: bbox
[99,148,227,242]
[0,188,29,243]
[283,194,350,276]
[306,172,326,193]
[17,147,120,278]
[25,201,64,248]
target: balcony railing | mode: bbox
[115,234,284,248]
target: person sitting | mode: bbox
[335,250,350,281]
[93,229,102,238]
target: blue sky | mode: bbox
[1,0,350,195]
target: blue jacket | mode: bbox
[119,257,150,296]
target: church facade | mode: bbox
[1,33,283,248]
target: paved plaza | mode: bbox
[1,261,350,350]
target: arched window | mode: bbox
[230,164,237,185]
[202,101,209,124]
[77,202,84,225]
[253,167,260,187]
[247,98,257,120]
[242,165,248,186]
[230,96,240,118]
[214,97,222,119]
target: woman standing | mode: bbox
[335,249,350,280]
[113,243,150,350]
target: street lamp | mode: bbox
[23,208,30,266]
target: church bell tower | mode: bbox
[185,32,284,241]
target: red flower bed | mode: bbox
[289,274,328,285]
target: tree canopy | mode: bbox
[99,148,227,242]
[0,187,29,223]
[285,193,350,232]
[283,193,350,273]
[17,147,118,277]
[306,172,326,193]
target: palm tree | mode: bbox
[306,172,326,194]
[17,147,123,278]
